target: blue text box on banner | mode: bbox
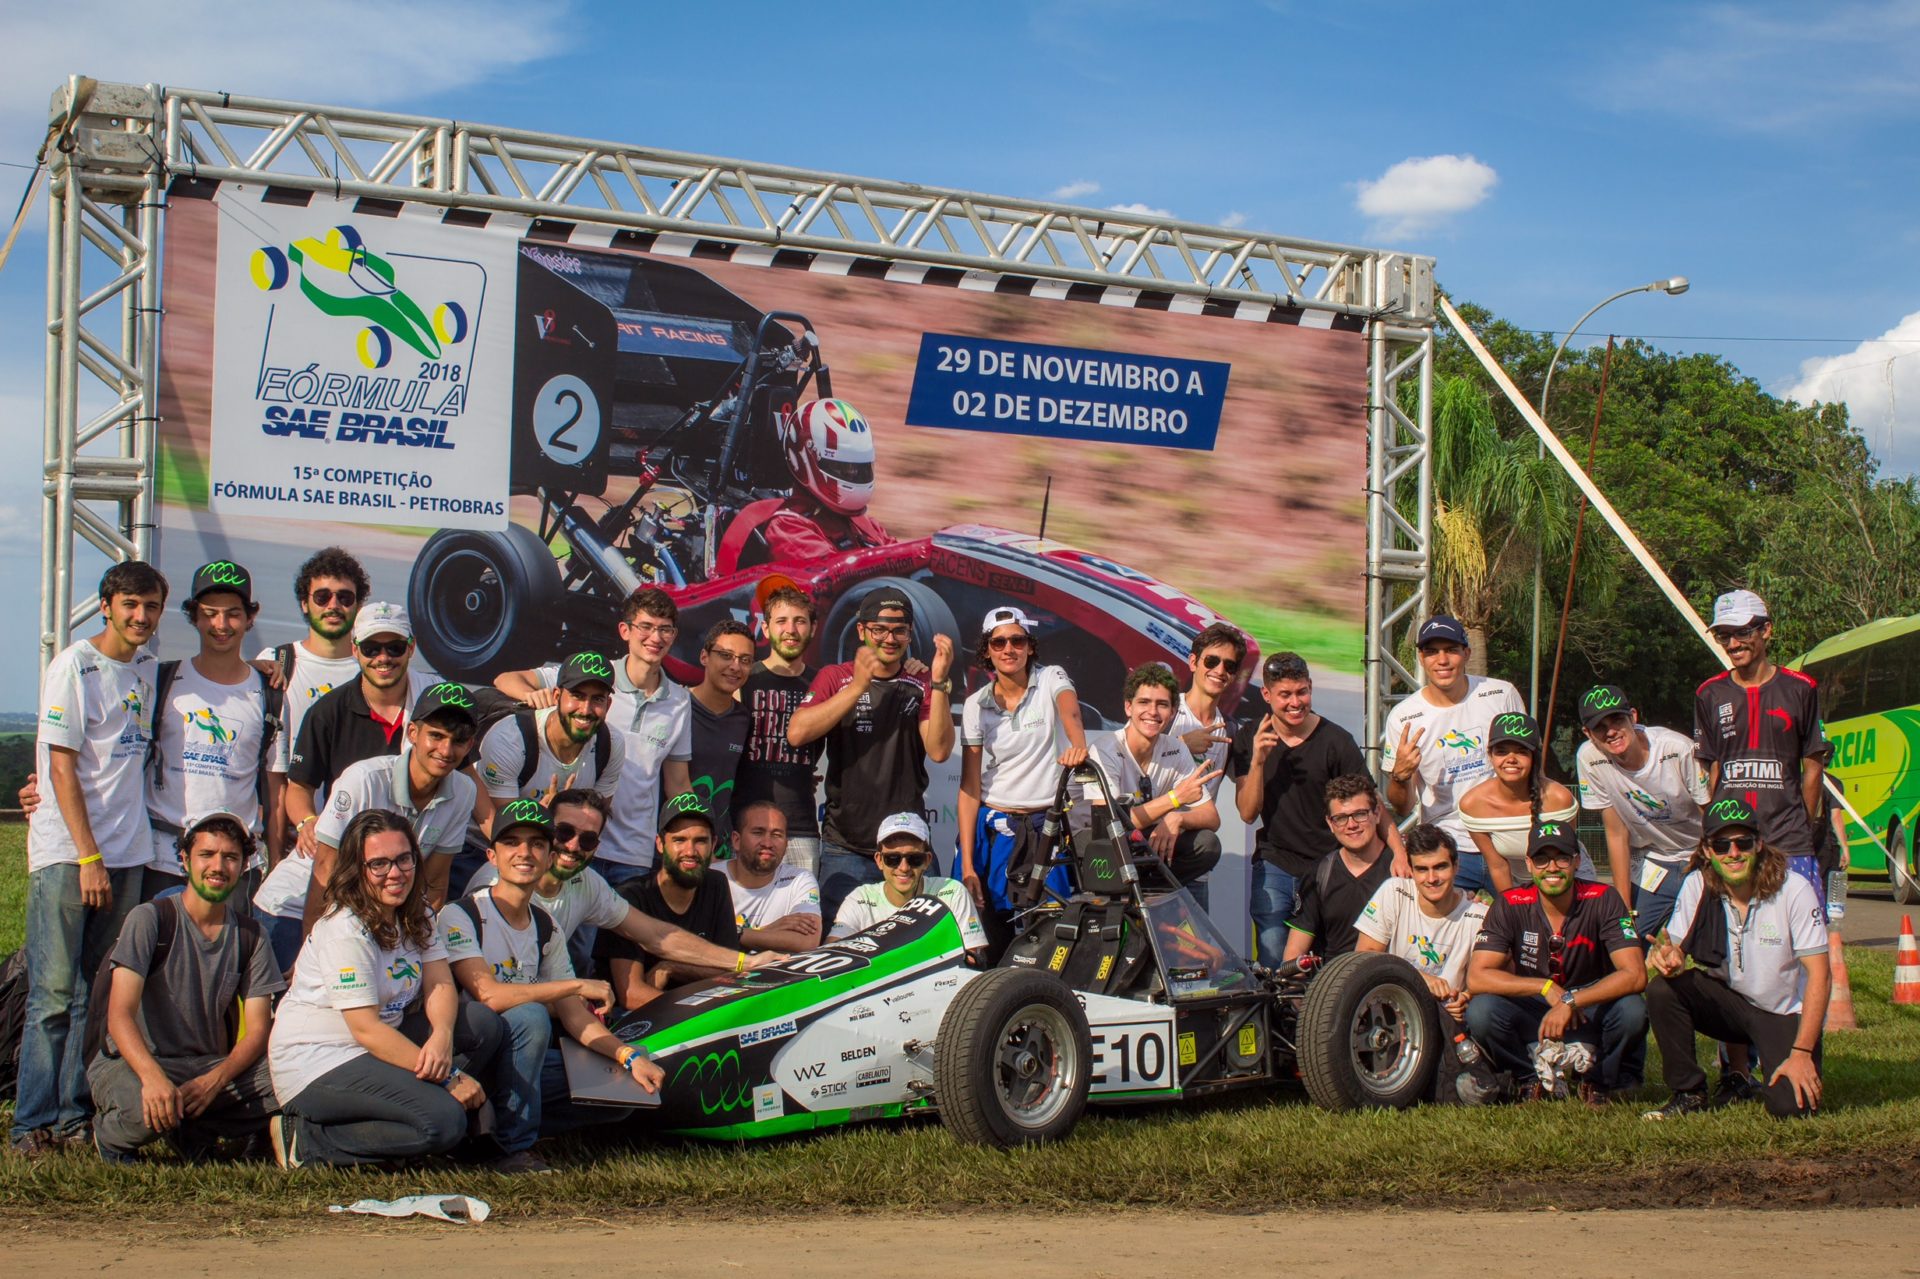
[904,333,1230,451]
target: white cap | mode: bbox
[875,812,931,846]
[1711,589,1769,630]
[980,605,1037,636]
[351,601,413,644]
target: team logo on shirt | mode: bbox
[184,707,236,744]
[306,683,334,701]
[1438,730,1480,753]
[121,688,146,720]
[1626,786,1668,814]
[491,957,521,981]
[1408,934,1445,967]
[387,957,421,982]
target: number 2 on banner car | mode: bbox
[533,374,602,465]
[1089,1021,1171,1092]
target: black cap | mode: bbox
[857,590,914,625]
[1487,711,1542,752]
[412,681,478,729]
[1527,820,1581,860]
[1416,615,1469,648]
[659,791,715,834]
[189,560,253,607]
[1701,795,1759,839]
[1578,685,1633,730]
[556,650,617,692]
[491,798,553,843]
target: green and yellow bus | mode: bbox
[1796,616,1920,904]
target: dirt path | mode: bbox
[6,1208,1915,1277]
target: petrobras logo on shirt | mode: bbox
[446,924,468,947]
[1363,900,1379,918]
[43,705,64,726]
[806,887,820,905]
[336,966,363,988]
[480,759,508,785]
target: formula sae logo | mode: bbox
[250,224,472,370]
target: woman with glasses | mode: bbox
[956,606,1088,961]
[267,809,504,1168]
[1458,711,1590,891]
[828,812,988,960]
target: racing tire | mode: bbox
[934,968,1092,1148]
[408,523,560,680]
[823,576,959,666]
[1891,818,1920,906]
[1297,951,1440,1111]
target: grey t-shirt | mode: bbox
[107,900,286,1059]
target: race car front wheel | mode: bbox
[408,524,560,680]
[1297,951,1439,1111]
[934,968,1091,1148]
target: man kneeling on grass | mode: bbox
[1643,796,1829,1120]
[442,800,667,1173]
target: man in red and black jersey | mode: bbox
[1693,589,1827,898]
[1467,821,1648,1100]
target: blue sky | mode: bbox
[0,0,1917,703]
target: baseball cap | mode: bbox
[1487,711,1541,752]
[1416,615,1469,648]
[179,809,252,845]
[556,650,617,692]
[875,812,931,846]
[659,791,715,834]
[1527,820,1581,861]
[857,590,914,625]
[980,605,1037,636]
[1701,795,1760,839]
[352,601,413,644]
[491,798,553,843]
[412,681,478,729]
[188,560,253,607]
[1578,685,1633,730]
[1710,590,1769,631]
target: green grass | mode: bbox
[155,442,209,510]
[1197,593,1363,677]
[0,825,23,954]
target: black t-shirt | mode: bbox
[737,663,822,837]
[286,679,405,790]
[1227,714,1368,875]
[802,662,931,853]
[1474,881,1638,988]
[688,694,752,856]
[604,868,741,963]
[1693,667,1824,854]
[1287,847,1393,958]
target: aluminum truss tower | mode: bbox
[39,77,1435,751]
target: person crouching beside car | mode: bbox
[829,813,987,961]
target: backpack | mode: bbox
[467,687,612,793]
[0,948,28,1101]
[147,658,285,833]
[82,896,266,1065]
[448,890,556,968]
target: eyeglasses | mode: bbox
[1201,654,1240,675]
[309,588,357,608]
[1708,835,1758,854]
[1528,850,1578,866]
[358,639,409,659]
[1326,809,1374,828]
[879,851,930,870]
[988,634,1031,651]
[554,822,601,852]
[629,622,677,638]
[863,623,910,640]
[706,649,754,667]
[1711,623,1765,645]
[364,851,418,877]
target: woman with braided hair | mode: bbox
[1458,711,1590,891]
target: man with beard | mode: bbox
[738,586,824,872]
[1643,797,1830,1119]
[86,812,285,1162]
[475,651,623,825]
[604,794,746,1005]
[722,800,822,954]
[688,621,755,858]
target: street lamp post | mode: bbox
[1528,277,1690,718]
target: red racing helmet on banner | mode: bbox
[780,398,876,515]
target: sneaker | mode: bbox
[54,1123,93,1151]
[9,1129,59,1159]
[93,1130,139,1166]
[489,1149,554,1175]
[1710,1072,1758,1110]
[1642,1090,1710,1121]
[268,1114,301,1170]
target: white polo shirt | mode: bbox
[961,663,1076,811]
[534,660,691,868]
[475,705,626,801]
[830,876,986,951]
[1073,726,1201,833]
[1665,871,1828,1016]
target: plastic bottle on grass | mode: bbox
[1827,870,1848,924]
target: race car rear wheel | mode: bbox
[934,968,1091,1148]
[1298,951,1439,1111]
[409,524,560,680]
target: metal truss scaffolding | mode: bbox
[40,77,1435,750]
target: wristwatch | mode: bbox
[1559,987,1579,1008]
[929,678,953,694]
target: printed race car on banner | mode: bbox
[405,244,1251,723]
[564,766,1442,1146]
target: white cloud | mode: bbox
[1107,201,1175,219]
[1050,179,1101,201]
[1354,154,1497,239]
[1785,310,1920,475]
[1219,211,1247,229]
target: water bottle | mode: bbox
[1827,870,1848,925]
[1453,1032,1484,1066]
[1453,1034,1500,1105]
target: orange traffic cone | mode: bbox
[1825,930,1858,1030]
[1894,914,1920,1007]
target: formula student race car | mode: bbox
[404,243,1251,724]
[564,766,1443,1146]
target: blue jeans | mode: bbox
[1453,852,1492,894]
[13,862,145,1140]
[1466,991,1648,1092]
[254,907,306,976]
[1250,861,1299,968]
[1631,858,1687,944]
[596,860,652,890]
[495,1002,554,1154]
[818,841,883,933]
[574,859,653,975]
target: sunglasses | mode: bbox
[554,822,601,853]
[365,851,418,877]
[1201,654,1240,675]
[1708,835,1758,854]
[879,851,931,870]
[988,634,1031,651]
[309,588,358,608]
[358,639,409,659]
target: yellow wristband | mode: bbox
[75,854,103,866]
[1540,979,1553,998]
[733,951,748,975]
[616,1046,636,1069]
[1169,795,1184,811]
